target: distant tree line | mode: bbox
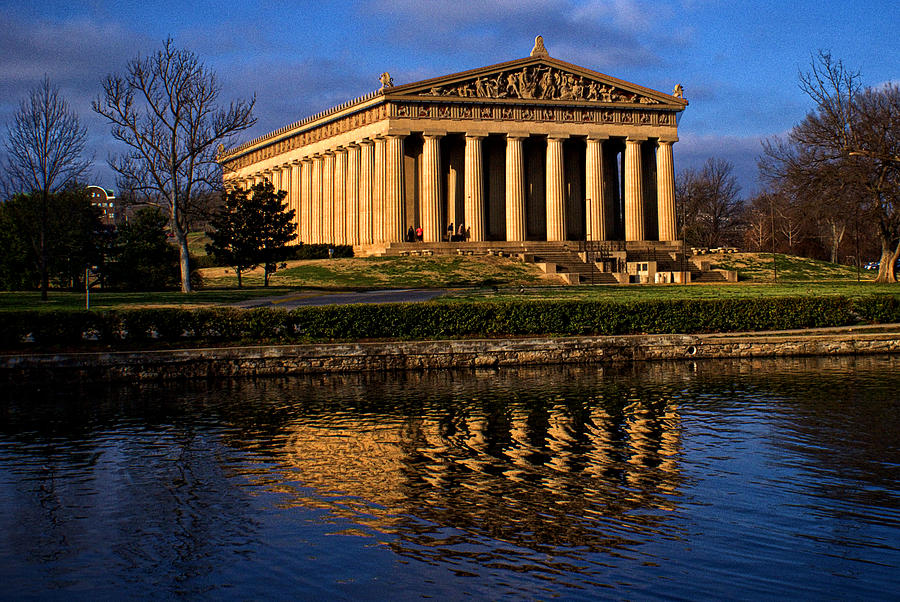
[678,52,898,281]
[0,186,191,292]
[1,38,260,295]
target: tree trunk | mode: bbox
[170,202,192,293]
[40,190,49,301]
[875,242,899,283]
[827,221,845,264]
[237,269,242,288]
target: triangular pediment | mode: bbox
[384,56,686,109]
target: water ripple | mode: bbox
[1,356,899,598]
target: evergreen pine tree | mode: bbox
[206,182,296,287]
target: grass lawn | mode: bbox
[2,252,895,312]
[442,252,893,302]
[198,255,553,289]
[444,281,899,303]
[709,252,867,281]
[0,288,296,312]
[187,231,212,256]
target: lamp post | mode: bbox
[770,194,778,284]
[855,215,860,283]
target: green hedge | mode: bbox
[1,295,899,349]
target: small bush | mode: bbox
[283,244,354,260]
[854,295,900,324]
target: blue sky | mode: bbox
[2,0,898,196]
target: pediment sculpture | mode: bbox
[420,65,659,104]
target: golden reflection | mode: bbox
[228,364,688,558]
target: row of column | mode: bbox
[239,135,408,245]
[237,133,677,245]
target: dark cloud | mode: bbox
[677,133,766,196]
[361,0,670,70]
[220,57,378,144]
[0,10,156,103]
[0,9,163,185]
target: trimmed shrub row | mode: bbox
[1,295,898,349]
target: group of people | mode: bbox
[403,223,471,243]
[405,226,424,242]
[447,223,469,242]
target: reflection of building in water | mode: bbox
[235,365,685,559]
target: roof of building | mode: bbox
[218,36,687,163]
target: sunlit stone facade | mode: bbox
[219,37,688,253]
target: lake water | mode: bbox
[1,356,899,600]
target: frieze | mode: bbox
[421,64,661,105]
[390,101,675,129]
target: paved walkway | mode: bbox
[233,288,449,309]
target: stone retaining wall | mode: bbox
[3,327,900,383]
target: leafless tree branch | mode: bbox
[92,38,256,292]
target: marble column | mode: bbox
[346,144,360,246]
[271,168,281,193]
[488,143,504,240]
[359,140,374,244]
[279,165,291,238]
[373,137,385,243]
[585,137,608,241]
[281,164,291,195]
[447,150,462,230]
[545,135,566,241]
[464,134,485,241]
[290,162,301,235]
[334,148,347,245]
[505,135,526,241]
[421,134,442,243]
[322,152,335,244]
[383,134,405,243]
[624,138,645,241]
[656,139,677,241]
[300,159,312,243]
[311,156,323,244]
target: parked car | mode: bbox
[865,259,900,270]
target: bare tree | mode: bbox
[93,38,255,292]
[676,158,744,248]
[777,202,804,253]
[744,192,773,252]
[761,52,900,282]
[3,77,91,299]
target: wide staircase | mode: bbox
[522,242,618,284]
[625,248,683,272]
[367,240,726,285]
[691,270,727,283]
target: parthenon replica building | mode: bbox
[219,37,704,282]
